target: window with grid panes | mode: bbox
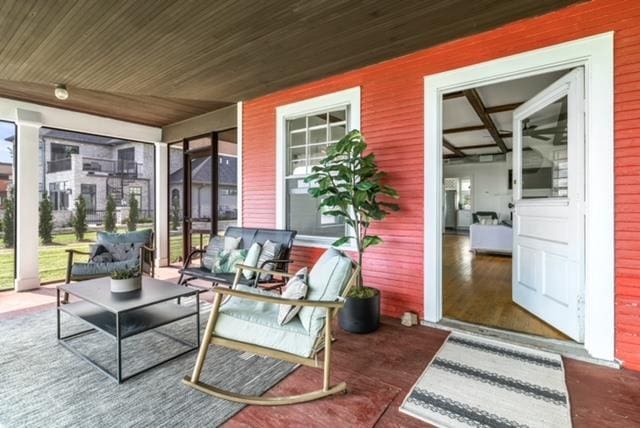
[285,108,348,238]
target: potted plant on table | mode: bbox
[305,130,399,333]
[110,268,142,293]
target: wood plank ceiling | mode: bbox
[0,0,582,127]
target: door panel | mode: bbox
[512,68,585,342]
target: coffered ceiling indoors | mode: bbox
[0,0,582,127]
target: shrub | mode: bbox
[127,192,139,231]
[171,195,181,231]
[2,189,15,248]
[104,194,117,232]
[71,195,88,240]
[39,192,54,244]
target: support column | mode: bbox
[155,142,169,267]
[15,109,42,291]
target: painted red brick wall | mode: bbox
[242,0,640,370]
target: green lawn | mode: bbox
[0,226,152,291]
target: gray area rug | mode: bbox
[0,300,296,427]
[400,332,572,427]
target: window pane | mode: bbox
[288,117,306,131]
[309,143,332,163]
[329,110,346,123]
[520,96,568,198]
[288,146,306,175]
[308,113,327,127]
[286,178,345,237]
[289,131,306,146]
[309,127,327,144]
[330,124,346,141]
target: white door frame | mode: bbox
[424,33,614,361]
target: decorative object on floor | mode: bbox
[58,276,200,383]
[64,228,155,302]
[305,130,399,334]
[109,268,142,293]
[401,312,419,327]
[182,248,360,405]
[178,226,297,291]
[400,332,572,428]
[0,301,295,427]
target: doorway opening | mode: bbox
[167,129,238,266]
[441,68,582,342]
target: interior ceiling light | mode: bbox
[54,84,69,100]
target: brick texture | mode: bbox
[242,0,640,370]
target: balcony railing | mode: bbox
[83,158,141,178]
[47,156,142,177]
[47,158,72,173]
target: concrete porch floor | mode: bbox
[1,267,639,427]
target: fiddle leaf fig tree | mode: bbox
[304,130,399,297]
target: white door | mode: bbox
[512,68,585,342]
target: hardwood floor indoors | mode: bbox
[443,233,570,341]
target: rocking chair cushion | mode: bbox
[298,248,353,334]
[215,284,318,358]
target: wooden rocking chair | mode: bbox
[182,248,359,405]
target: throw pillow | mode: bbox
[213,249,248,273]
[477,215,493,224]
[257,240,283,281]
[104,242,144,262]
[90,244,113,263]
[242,242,262,280]
[202,236,225,271]
[202,235,242,271]
[277,267,308,325]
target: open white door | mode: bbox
[512,68,585,342]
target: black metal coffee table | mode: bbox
[57,277,200,383]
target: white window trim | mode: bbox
[276,86,361,248]
[424,32,614,361]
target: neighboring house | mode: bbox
[169,154,238,221]
[37,129,155,225]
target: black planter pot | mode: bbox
[339,288,380,334]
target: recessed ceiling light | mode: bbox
[54,84,69,100]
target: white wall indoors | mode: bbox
[444,157,512,221]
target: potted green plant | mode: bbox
[305,130,399,333]
[110,268,142,293]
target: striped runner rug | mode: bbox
[400,332,572,427]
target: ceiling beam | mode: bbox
[443,125,486,134]
[443,91,464,100]
[457,143,497,150]
[443,137,466,157]
[463,89,508,154]
[484,102,523,114]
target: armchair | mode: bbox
[63,229,155,303]
[183,248,359,405]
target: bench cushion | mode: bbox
[179,268,254,286]
[214,285,318,358]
